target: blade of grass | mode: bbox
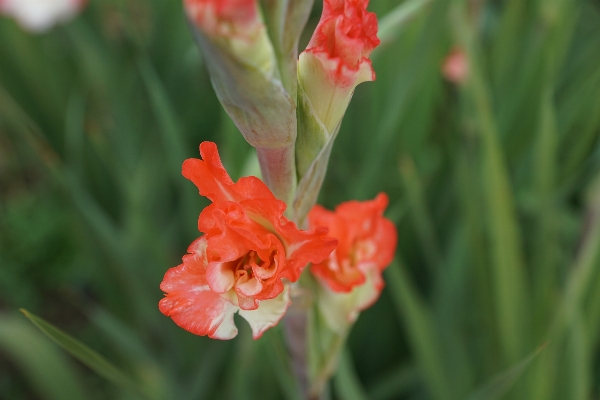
[531,86,559,329]
[566,311,590,400]
[262,327,303,400]
[465,343,547,400]
[367,363,419,400]
[333,349,369,400]
[183,343,230,400]
[452,1,529,363]
[385,260,453,400]
[138,58,187,167]
[0,314,88,400]
[64,90,86,176]
[398,155,441,274]
[376,0,434,48]
[138,57,200,239]
[20,309,154,399]
[354,0,448,197]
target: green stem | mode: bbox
[308,331,347,399]
[256,144,297,209]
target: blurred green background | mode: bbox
[2,0,600,399]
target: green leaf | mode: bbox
[0,314,88,400]
[376,0,434,48]
[20,309,153,399]
[262,327,303,400]
[385,260,453,400]
[333,349,369,400]
[367,363,419,400]
[466,343,547,400]
[452,2,530,363]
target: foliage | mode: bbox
[1,0,600,399]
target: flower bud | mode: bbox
[184,0,298,204]
[293,0,379,222]
[298,0,380,135]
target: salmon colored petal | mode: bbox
[238,286,291,339]
[159,237,240,339]
[305,0,379,83]
[159,287,239,340]
[336,192,389,238]
[183,142,275,204]
[205,261,236,294]
[371,218,397,270]
[241,199,338,282]
[182,142,238,203]
[282,226,338,283]
[236,276,263,297]
[308,192,397,300]
[311,253,365,293]
[309,205,351,258]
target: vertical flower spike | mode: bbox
[159,142,338,339]
[293,0,380,224]
[184,0,298,205]
[308,193,397,332]
[0,0,85,32]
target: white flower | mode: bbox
[0,0,85,32]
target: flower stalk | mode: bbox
[161,1,392,398]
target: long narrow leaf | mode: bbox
[466,343,547,400]
[0,314,88,400]
[20,309,152,399]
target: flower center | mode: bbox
[234,251,260,279]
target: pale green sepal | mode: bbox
[190,22,296,150]
[298,50,373,133]
[260,0,315,98]
[293,93,341,227]
[296,82,330,179]
[315,268,381,334]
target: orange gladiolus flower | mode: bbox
[309,193,397,329]
[159,142,337,339]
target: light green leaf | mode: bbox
[333,349,369,400]
[466,343,547,400]
[0,314,88,400]
[376,0,433,47]
[20,309,153,399]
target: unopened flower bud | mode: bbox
[184,0,298,204]
[298,0,380,134]
[292,0,379,222]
